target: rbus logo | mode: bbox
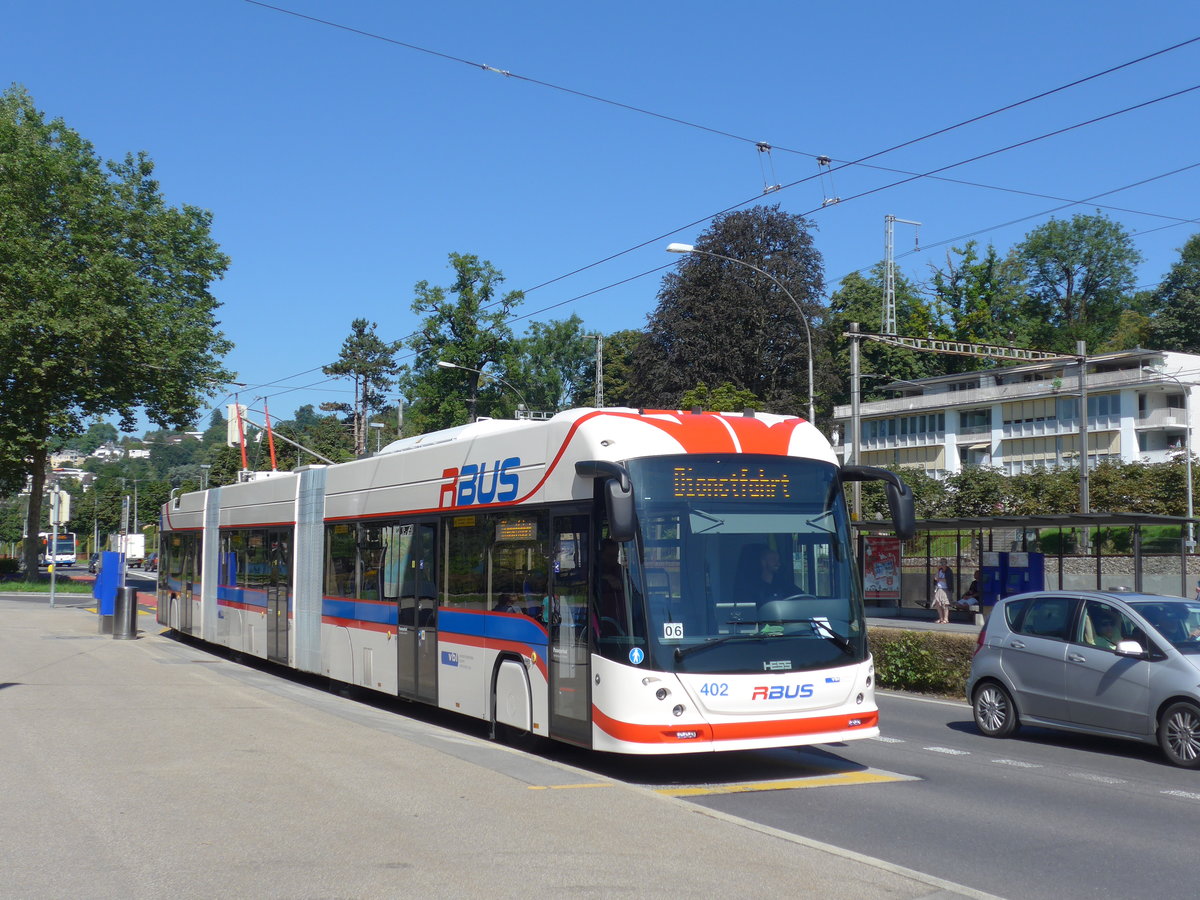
[752,684,814,700]
[440,457,521,508]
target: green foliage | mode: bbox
[321,319,402,456]
[824,267,943,410]
[0,557,19,575]
[0,85,232,571]
[506,314,595,413]
[597,329,641,408]
[1148,233,1200,352]
[399,253,523,432]
[861,466,946,521]
[1016,212,1143,352]
[927,241,1029,370]
[630,205,824,413]
[678,381,760,412]
[868,628,976,697]
[938,467,1009,517]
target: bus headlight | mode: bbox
[656,688,670,700]
[672,704,685,717]
[856,693,864,705]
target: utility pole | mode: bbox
[594,333,604,407]
[882,215,921,335]
[1077,341,1090,516]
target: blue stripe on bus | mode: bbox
[322,597,396,625]
[439,609,549,646]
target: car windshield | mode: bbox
[1128,599,1200,653]
[624,454,865,675]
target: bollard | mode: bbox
[113,586,138,640]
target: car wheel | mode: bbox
[973,681,1019,738]
[1158,701,1200,768]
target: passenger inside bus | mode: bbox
[494,593,521,614]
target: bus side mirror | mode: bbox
[605,478,635,543]
[840,466,916,540]
[576,459,636,543]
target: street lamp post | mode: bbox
[369,422,386,453]
[199,464,211,491]
[666,242,815,423]
[437,361,529,418]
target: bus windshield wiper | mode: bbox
[798,617,855,655]
[739,617,856,656]
[673,618,855,661]
[674,629,769,660]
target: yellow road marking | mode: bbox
[656,771,903,796]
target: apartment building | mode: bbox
[832,349,1200,478]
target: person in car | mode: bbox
[1092,611,1121,650]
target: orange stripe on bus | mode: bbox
[591,706,877,745]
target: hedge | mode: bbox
[868,627,977,698]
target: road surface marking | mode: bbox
[993,758,1044,768]
[1069,772,1126,785]
[1161,789,1200,801]
[657,770,910,796]
[923,746,969,755]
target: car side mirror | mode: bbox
[1114,640,1146,658]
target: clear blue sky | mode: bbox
[5,0,1199,431]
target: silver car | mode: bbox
[968,590,1200,768]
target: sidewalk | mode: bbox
[0,595,992,899]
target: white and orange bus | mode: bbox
[157,407,912,754]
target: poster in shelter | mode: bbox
[862,535,901,601]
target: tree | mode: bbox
[596,329,641,408]
[678,381,760,412]
[271,405,354,470]
[928,241,1028,363]
[1015,212,1143,352]
[629,205,824,413]
[63,421,118,455]
[1149,233,1200,352]
[824,268,942,408]
[507,315,594,413]
[321,319,401,456]
[399,253,523,432]
[0,86,232,573]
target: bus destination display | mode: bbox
[672,465,792,500]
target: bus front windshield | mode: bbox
[625,454,864,675]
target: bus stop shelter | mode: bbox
[855,512,1199,615]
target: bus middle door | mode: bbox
[397,522,438,705]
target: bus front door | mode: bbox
[266,531,291,664]
[397,522,438,705]
[548,513,592,746]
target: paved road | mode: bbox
[0,596,989,900]
[662,691,1200,900]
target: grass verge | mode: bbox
[0,578,94,594]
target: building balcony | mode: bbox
[1136,408,1187,429]
[834,365,1167,420]
[859,431,945,452]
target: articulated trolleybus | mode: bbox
[158,408,913,754]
